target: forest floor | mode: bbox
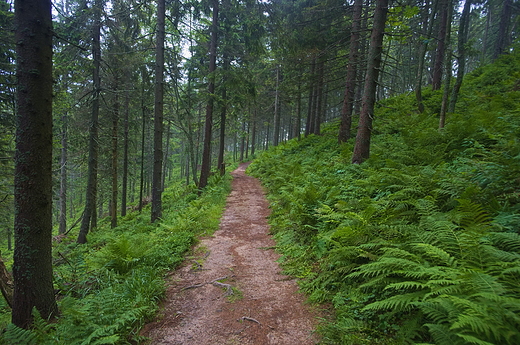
[140,162,321,344]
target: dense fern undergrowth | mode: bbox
[248,49,520,344]
[0,172,232,344]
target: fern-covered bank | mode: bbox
[248,49,520,344]
[0,173,231,344]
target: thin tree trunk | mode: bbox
[314,60,325,135]
[59,112,68,234]
[138,70,147,212]
[352,0,389,164]
[110,83,119,228]
[448,0,472,114]
[13,0,58,327]
[151,0,165,222]
[121,90,129,216]
[218,55,229,175]
[415,0,437,113]
[199,0,219,191]
[251,109,257,156]
[432,0,449,90]
[339,0,363,142]
[439,0,453,129]
[494,0,512,59]
[305,59,316,137]
[78,0,102,243]
[273,66,281,146]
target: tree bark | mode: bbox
[432,0,449,90]
[273,66,281,146]
[78,0,102,244]
[218,54,229,176]
[351,0,389,164]
[59,112,68,234]
[448,0,472,114]
[151,0,165,222]
[415,0,437,113]
[339,0,363,143]
[198,0,219,191]
[439,0,453,129]
[494,0,512,59]
[110,82,119,228]
[121,90,129,216]
[13,0,58,327]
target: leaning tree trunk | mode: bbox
[13,0,58,327]
[198,0,219,191]
[78,0,102,244]
[338,0,363,143]
[151,0,165,222]
[352,0,389,164]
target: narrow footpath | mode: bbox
[141,162,320,344]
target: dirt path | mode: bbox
[141,163,320,344]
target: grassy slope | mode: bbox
[248,48,520,344]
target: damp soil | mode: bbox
[140,162,321,344]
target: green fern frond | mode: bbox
[424,323,463,345]
[385,280,428,291]
[488,232,520,253]
[455,333,495,345]
[362,291,424,312]
[4,323,40,345]
[452,199,492,228]
[413,243,458,267]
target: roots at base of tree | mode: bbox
[182,276,234,297]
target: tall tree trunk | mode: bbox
[439,0,453,129]
[121,90,129,216]
[432,0,449,90]
[273,66,281,146]
[294,80,302,140]
[352,0,389,164]
[78,0,102,244]
[251,109,257,156]
[305,58,316,137]
[198,0,219,191]
[415,0,437,113]
[151,0,165,222]
[110,83,119,228]
[59,112,68,234]
[313,60,324,135]
[339,0,363,143]
[218,54,229,176]
[494,0,512,59]
[13,0,58,327]
[448,0,472,114]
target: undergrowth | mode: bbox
[248,48,520,344]
[0,172,231,344]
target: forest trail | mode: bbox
[141,162,320,344]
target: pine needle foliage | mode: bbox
[248,47,520,344]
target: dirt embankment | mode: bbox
[141,163,320,344]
